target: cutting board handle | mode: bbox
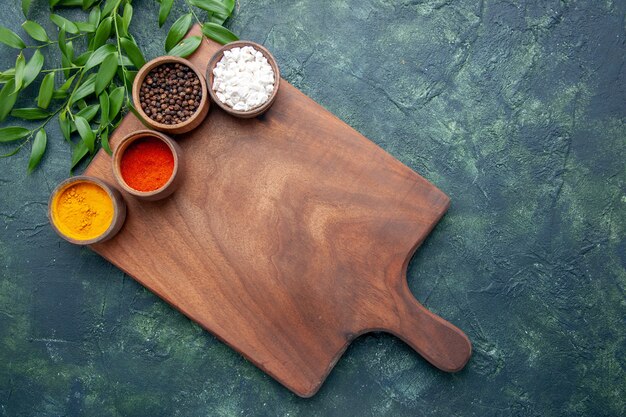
[383,284,472,372]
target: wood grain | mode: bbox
[85,25,471,397]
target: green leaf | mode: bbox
[61,57,71,78]
[123,3,133,34]
[0,80,19,121]
[70,104,100,133]
[69,105,100,133]
[165,13,193,52]
[50,14,79,34]
[22,21,49,42]
[52,90,68,100]
[49,0,61,6]
[223,0,235,13]
[14,53,25,93]
[0,26,26,49]
[23,49,44,88]
[120,37,145,68]
[59,111,71,142]
[201,22,238,45]
[114,14,127,37]
[70,74,96,104]
[75,115,95,152]
[56,0,83,6]
[100,126,111,155]
[189,0,230,17]
[93,16,112,49]
[108,86,124,120]
[37,72,55,109]
[207,12,228,25]
[84,0,99,9]
[74,50,92,66]
[124,69,136,86]
[0,68,16,83]
[101,0,118,18]
[27,129,46,173]
[0,126,30,143]
[71,139,89,169]
[61,41,74,77]
[0,145,22,158]
[117,54,133,67]
[95,52,118,95]
[65,41,75,61]
[73,104,100,126]
[58,28,67,56]
[75,22,96,33]
[99,90,109,125]
[159,0,174,27]
[22,0,32,17]
[84,43,116,71]
[10,107,51,120]
[169,36,202,58]
[88,4,101,25]
[58,73,76,91]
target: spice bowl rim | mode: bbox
[112,129,182,201]
[48,175,127,246]
[132,56,209,134]
[206,40,281,119]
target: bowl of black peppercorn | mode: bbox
[132,56,209,134]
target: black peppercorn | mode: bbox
[139,63,202,125]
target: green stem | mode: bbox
[37,105,66,133]
[184,0,203,25]
[112,5,130,104]
[24,33,88,50]
[6,103,68,156]
[41,66,84,73]
[64,70,85,119]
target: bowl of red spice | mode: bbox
[112,130,182,201]
[133,56,209,134]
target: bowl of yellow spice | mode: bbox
[48,176,126,245]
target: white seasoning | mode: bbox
[212,46,275,112]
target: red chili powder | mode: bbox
[120,137,174,192]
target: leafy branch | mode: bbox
[0,0,237,173]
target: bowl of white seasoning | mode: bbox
[207,40,280,118]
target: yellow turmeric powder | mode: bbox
[51,180,114,241]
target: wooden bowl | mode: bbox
[206,40,281,118]
[112,130,183,201]
[132,56,209,134]
[48,176,126,245]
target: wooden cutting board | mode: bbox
[85,25,471,397]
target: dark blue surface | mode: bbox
[1,0,625,415]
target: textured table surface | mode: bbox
[1,1,625,416]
